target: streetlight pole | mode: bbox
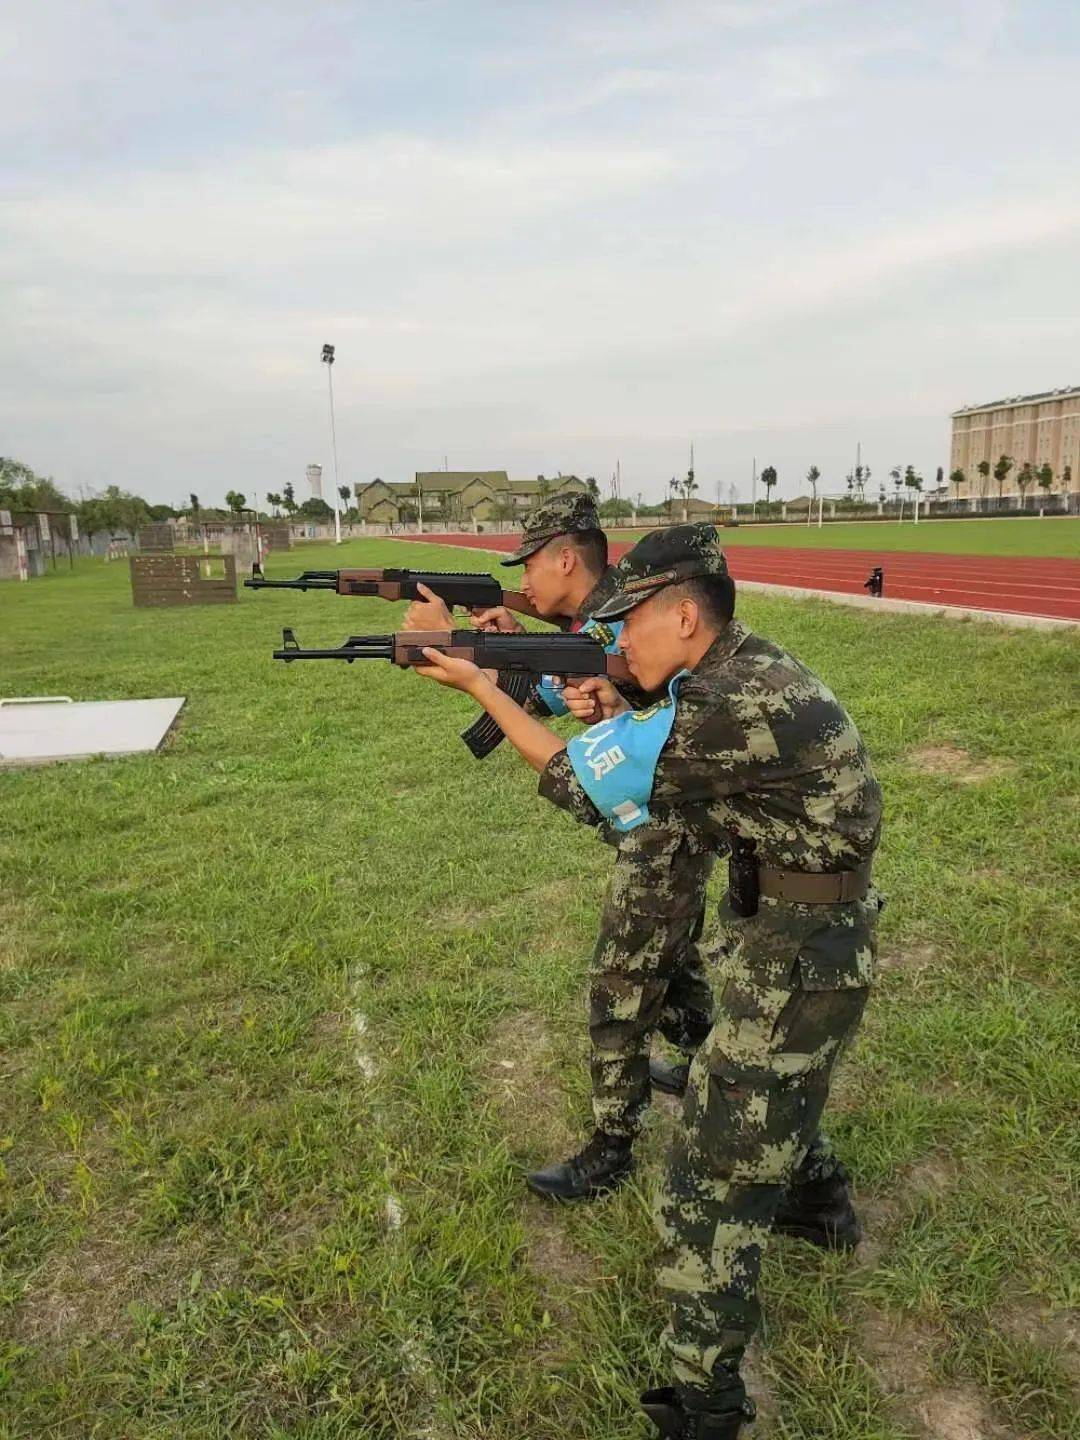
[321,343,342,545]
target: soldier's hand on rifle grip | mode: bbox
[403,583,455,631]
[469,606,525,634]
[562,677,629,724]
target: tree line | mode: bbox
[6,450,1068,542]
[0,456,357,541]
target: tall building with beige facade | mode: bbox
[950,386,1080,501]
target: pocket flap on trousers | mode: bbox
[797,919,875,991]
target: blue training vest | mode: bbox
[565,669,689,833]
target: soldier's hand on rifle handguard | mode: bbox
[413,647,487,694]
[403,585,500,684]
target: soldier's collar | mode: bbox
[700,618,751,669]
[577,565,619,624]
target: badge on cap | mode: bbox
[623,569,677,592]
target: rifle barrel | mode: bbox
[245,570,340,590]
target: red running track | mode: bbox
[400,533,1080,622]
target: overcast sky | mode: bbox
[4,0,1080,507]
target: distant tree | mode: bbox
[266,492,282,516]
[976,458,992,506]
[1037,463,1054,502]
[993,453,1014,502]
[338,485,350,509]
[845,471,855,500]
[950,468,966,500]
[806,465,821,503]
[74,496,110,541]
[189,493,201,520]
[299,497,333,520]
[598,497,633,520]
[760,465,778,504]
[935,465,944,491]
[0,457,72,513]
[890,465,903,504]
[146,503,177,521]
[1015,461,1034,509]
[678,461,699,521]
[224,490,247,515]
[99,484,150,535]
[903,465,923,493]
[282,482,297,515]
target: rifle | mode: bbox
[273,628,631,761]
[245,563,548,622]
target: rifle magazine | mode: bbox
[459,671,533,760]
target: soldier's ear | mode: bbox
[678,596,699,637]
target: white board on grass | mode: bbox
[0,697,186,767]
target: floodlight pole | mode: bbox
[321,343,342,545]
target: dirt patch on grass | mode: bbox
[907,1155,956,1198]
[12,1220,237,1346]
[916,1387,1013,1440]
[433,878,580,932]
[526,1208,595,1295]
[741,1338,779,1433]
[860,1309,938,1399]
[878,940,941,975]
[860,1311,1016,1440]
[483,1011,574,1157]
[999,1300,1080,1382]
[906,744,1012,786]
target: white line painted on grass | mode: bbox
[349,1011,379,1080]
[385,1193,405,1231]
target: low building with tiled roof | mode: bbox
[354,472,588,524]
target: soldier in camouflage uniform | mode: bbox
[404,493,716,1201]
[411,524,882,1438]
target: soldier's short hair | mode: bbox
[658,574,736,627]
[550,528,608,575]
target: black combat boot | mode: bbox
[525,1130,633,1201]
[649,1056,691,1096]
[641,1386,755,1438]
[773,1164,862,1251]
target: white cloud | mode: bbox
[3,135,674,280]
[4,0,1080,502]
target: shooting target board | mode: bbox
[0,696,186,768]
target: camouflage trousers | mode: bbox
[589,825,716,1140]
[655,893,877,1396]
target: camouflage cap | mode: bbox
[590,523,730,619]
[499,490,602,566]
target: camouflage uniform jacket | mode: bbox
[539,619,882,872]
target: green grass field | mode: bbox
[613,516,1080,557]
[2,541,1078,1440]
